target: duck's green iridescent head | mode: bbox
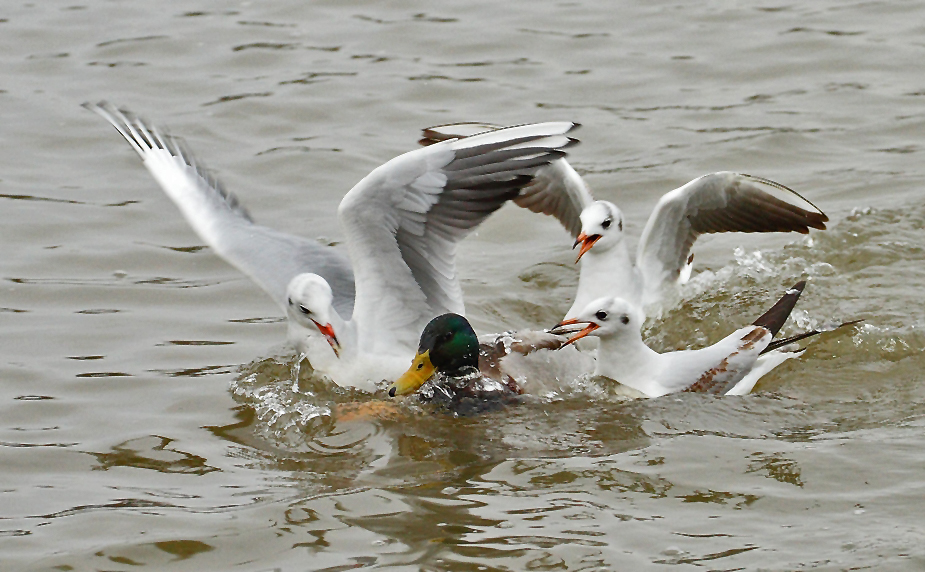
[388,313,479,397]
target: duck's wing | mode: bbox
[636,172,828,296]
[339,122,579,350]
[84,101,356,318]
[420,123,593,238]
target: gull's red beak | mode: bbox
[311,319,341,357]
[572,233,601,263]
[551,317,600,346]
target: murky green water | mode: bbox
[3,1,925,570]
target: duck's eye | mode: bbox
[298,305,311,315]
[601,217,612,229]
[620,315,630,325]
[417,362,424,370]
[595,310,608,321]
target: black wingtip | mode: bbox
[752,280,807,337]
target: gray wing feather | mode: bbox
[637,172,828,292]
[340,122,579,345]
[410,126,579,314]
[420,122,593,238]
[84,101,355,318]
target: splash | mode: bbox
[230,367,333,439]
[230,204,925,427]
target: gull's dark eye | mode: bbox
[299,305,311,315]
[595,310,608,321]
[618,219,623,231]
[601,217,612,229]
[620,315,630,325]
[287,297,294,306]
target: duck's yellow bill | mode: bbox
[387,350,435,397]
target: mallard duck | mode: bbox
[386,313,579,408]
[85,102,579,390]
[552,280,859,397]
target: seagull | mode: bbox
[551,281,859,397]
[420,125,829,318]
[565,174,829,318]
[84,102,579,390]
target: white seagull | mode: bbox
[551,281,859,397]
[565,174,828,318]
[85,102,579,390]
[420,125,829,319]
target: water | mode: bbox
[3,1,925,569]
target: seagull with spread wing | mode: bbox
[85,103,579,390]
[420,125,829,319]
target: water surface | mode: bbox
[2,1,925,570]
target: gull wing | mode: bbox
[684,281,807,395]
[761,319,863,354]
[751,280,806,336]
[420,123,593,238]
[339,122,579,351]
[636,172,828,296]
[679,326,772,395]
[84,101,356,318]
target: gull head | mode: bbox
[574,200,624,262]
[388,313,480,397]
[286,274,341,356]
[551,296,642,345]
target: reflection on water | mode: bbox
[90,435,219,475]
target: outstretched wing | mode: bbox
[636,172,828,296]
[420,123,593,237]
[84,101,356,318]
[339,122,579,351]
